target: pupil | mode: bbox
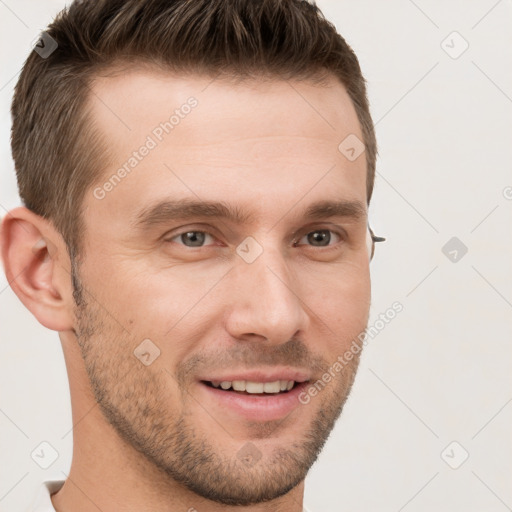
[308,230,330,246]
[182,231,205,247]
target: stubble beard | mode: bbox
[70,259,362,506]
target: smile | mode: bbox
[204,379,298,394]
[198,379,311,422]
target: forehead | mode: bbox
[84,67,367,236]
[90,64,358,131]
[88,66,361,139]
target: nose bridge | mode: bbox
[225,239,308,343]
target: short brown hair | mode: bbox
[11,0,377,262]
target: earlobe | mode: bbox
[0,207,75,332]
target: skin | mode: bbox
[1,68,371,512]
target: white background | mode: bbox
[1,1,511,511]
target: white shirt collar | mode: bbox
[30,480,65,512]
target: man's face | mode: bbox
[73,68,371,505]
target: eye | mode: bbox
[166,230,217,247]
[163,227,345,250]
[295,229,343,248]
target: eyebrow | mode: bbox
[132,197,367,231]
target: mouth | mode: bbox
[201,379,302,395]
[197,377,311,422]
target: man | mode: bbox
[1,0,384,510]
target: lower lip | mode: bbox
[198,381,309,422]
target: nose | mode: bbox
[224,243,310,345]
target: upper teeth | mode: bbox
[211,380,295,393]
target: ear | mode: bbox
[0,206,76,331]
[366,225,373,261]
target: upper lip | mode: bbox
[198,368,311,383]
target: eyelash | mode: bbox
[163,226,346,249]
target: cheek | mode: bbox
[81,250,370,361]
[305,266,371,352]
[84,253,226,318]
[104,264,230,363]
